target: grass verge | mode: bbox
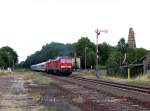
[22,71,53,85]
[0,71,13,77]
[75,70,150,84]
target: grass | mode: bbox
[30,88,41,100]
[47,106,57,111]
[74,70,96,77]
[131,74,150,83]
[0,71,13,77]
[22,71,53,85]
[75,70,150,84]
[100,74,150,83]
[0,69,53,84]
[101,75,128,81]
[35,106,57,111]
[36,106,54,111]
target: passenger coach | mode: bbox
[30,62,46,71]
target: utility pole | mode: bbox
[85,47,88,70]
[74,52,77,71]
[7,52,10,68]
[95,29,108,78]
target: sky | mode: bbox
[0,0,150,62]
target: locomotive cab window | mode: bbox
[61,59,66,63]
[66,59,72,63]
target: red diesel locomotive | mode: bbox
[31,57,73,76]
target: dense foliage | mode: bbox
[23,42,74,68]
[0,46,18,69]
[98,42,111,65]
[22,37,148,78]
[106,38,148,76]
[75,37,96,68]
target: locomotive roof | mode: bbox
[57,56,72,59]
[47,56,72,61]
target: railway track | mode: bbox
[69,76,150,95]
[44,73,150,109]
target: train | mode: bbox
[30,57,73,76]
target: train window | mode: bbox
[61,59,65,63]
[66,59,72,63]
[60,58,72,63]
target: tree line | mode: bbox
[22,37,148,75]
[106,38,148,76]
[22,42,75,68]
[0,46,18,69]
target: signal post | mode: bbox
[95,29,108,78]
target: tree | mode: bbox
[0,51,8,68]
[106,38,148,77]
[0,46,18,69]
[87,51,96,68]
[98,42,111,65]
[117,38,128,54]
[126,47,148,64]
[134,48,148,59]
[106,49,120,75]
[116,38,129,65]
[23,42,75,68]
[75,37,96,68]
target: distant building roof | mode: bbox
[121,64,143,68]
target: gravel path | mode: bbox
[0,75,45,111]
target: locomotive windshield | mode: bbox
[66,59,72,63]
[60,58,72,63]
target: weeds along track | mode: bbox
[47,74,150,102]
[70,77,150,95]
[42,74,150,110]
[49,75,150,95]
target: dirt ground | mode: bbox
[0,71,81,111]
[0,71,48,111]
[0,71,150,111]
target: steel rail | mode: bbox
[70,77,150,94]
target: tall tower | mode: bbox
[128,28,136,48]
